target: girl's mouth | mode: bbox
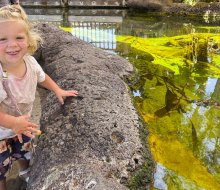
[7,51,19,55]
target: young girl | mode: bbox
[0,5,78,190]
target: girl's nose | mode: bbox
[8,40,18,47]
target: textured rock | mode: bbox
[164,2,220,15]
[125,1,220,15]
[27,23,154,190]
[126,0,172,10]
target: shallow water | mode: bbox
[27,8,220,189]
[114,14,220,190]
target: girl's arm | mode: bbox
[39,74,78,105]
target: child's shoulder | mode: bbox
[24,54,38,65]
[23,55,44,75]
[24,55,41,71]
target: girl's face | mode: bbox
[0,20,29,68]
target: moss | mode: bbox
[127,109,156,190]
[124,70,156,190]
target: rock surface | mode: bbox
[125,1,220,15]
[164,2,220,15]
[26,23,154,190]
[126,0,172,10]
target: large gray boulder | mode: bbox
[27,23,154,190]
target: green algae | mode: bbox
[117,33,220,77]
[116,33,220,189]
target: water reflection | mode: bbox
[26,8,220,189]
[69,23,117,49]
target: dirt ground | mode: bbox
[6,88,46,190]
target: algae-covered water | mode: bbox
[114,13,220,190]
[32,9,220,189]
[115,15,220,190]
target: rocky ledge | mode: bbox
[26,23,155,190]
[126,1,220,16]
[164,2,220,16]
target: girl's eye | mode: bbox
[16,37,25,40]
[0,38,6,41]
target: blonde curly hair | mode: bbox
[0,5,42,55]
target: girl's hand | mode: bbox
[12,115,39,143]
[39,74,78,104]
[55,89,78,105]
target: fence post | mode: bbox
[122,0,126,6]
[61,0,68,7]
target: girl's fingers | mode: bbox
[72,90,78,95]
[56,90,78,104]
[65,90,78,96]
[23,131,35,139]
[17,127,41,141]
[72,90,78,94]
[58,97,64,105]
[22,114,31,120]
[28,122,39,129]
[27,126,38,133]
[14,116,39,140]
[17,134,23,143]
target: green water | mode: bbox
[60,11,220,189]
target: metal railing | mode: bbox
[19,0,126,7]
[69,21,119,50]
[28,13,122,50]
